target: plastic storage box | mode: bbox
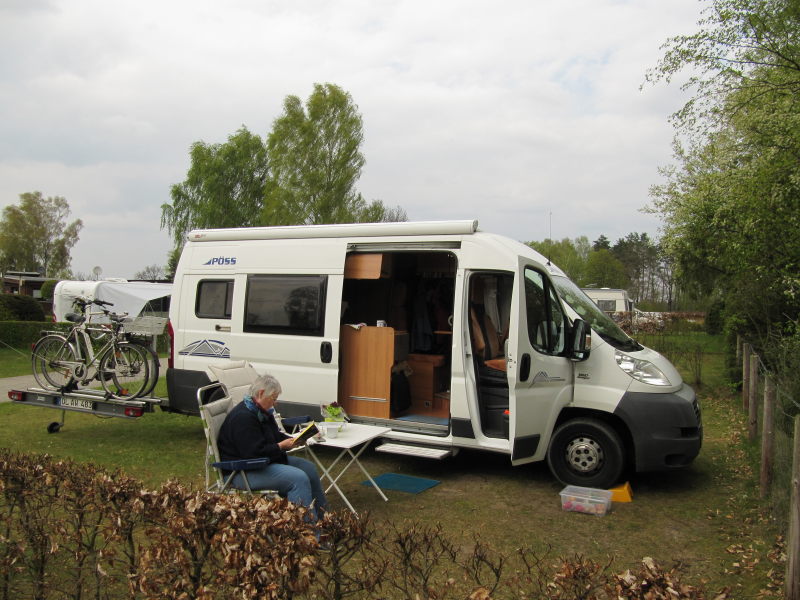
[559,485,613,516]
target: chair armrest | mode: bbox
[212,458,270,471]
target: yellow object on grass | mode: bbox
[609,481,633,503]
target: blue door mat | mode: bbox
[362,473,440,494]
[395,414,450,426]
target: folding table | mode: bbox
[305,423,391,515]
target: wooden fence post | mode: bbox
[786,415,799,600]
[749,353,759,442]
[742,344,751,412]
[759,378,775,499]
[737,335,742,363]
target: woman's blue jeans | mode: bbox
[232,456,328,520]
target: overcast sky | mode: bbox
[0,0,702,279]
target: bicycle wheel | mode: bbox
[99,342,150,399]
[32,335,77,390]
[132,341,160,397]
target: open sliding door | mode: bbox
[508,258,574,464]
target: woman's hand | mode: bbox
[278,437,296,450]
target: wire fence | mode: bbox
[738,338,800,600]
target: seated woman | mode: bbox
[216,373,328,520]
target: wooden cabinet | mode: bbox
[407,353,449,417]
[339,325,395,418]
[344,253,392,279]
[339,327,450,420]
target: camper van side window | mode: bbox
[243,274,327,336]
[195,279,234,319]
[524,268,566,355]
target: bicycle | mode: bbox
[31,297,152,399]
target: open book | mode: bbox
[292,421,319,446]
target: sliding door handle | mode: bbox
[320,341,332,363]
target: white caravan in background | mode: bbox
[581,288,634,315]
[53,280,172,323]
[166,220,701,488]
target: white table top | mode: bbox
[309,422,391,450]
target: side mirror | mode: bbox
[568,319,591,362]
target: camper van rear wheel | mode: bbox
[546,418,624,489]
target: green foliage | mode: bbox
[38,279,57,301]
[161,126,269,245]
[706,298,725,334]
[0,192,82,277]
[162,86,406,243]
[527,234,680,307]
[527,237,590,283]
[164,247,181,282]
[585,249,629,289]
[648,0,800,342]
[0,320,70,347]
[263,83,405,225]
[0,296,46,322]
[647,0,800,133]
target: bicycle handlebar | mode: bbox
[72,296,114,309]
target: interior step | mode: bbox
[375,442,452,460]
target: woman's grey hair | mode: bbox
[249,373,282,399]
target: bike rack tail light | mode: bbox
[8,390,23,402]
[124,406,144,418]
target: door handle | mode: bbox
[320,341,332,363]
[519,353,531,382]
[214,324,231,332]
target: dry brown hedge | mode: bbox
[0,449,715,599]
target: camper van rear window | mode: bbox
[244,274,327,336]
[196,279,234,319]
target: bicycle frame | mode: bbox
[57,318,121,383]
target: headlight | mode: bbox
[615,350,672,386]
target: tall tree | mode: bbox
[0,192,82,277]
[648,0,800,336]
[263,83,403,225]
[161,126,268,246]
[611,233,660,303]
[592,235,611,251]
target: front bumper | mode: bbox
[613,384,702,472]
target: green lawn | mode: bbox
[0,334,785,595]
[0,345,33,378]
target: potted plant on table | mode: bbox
[321,402,348,435]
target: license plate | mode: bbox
[60,397,93,411]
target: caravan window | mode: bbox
[596,300,616,313]
[195,279,234,319]
[244,275,327,336]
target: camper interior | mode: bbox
[337,251,513,439]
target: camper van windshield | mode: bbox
[552,276,642,352]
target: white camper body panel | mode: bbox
[167,221,702,487]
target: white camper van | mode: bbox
[167,220,701,488]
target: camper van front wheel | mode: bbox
[546,418,624,489]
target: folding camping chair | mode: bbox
[196,382,278,495]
